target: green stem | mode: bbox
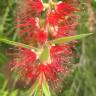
[0,38,38,50]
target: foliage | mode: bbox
[0,0,96,96]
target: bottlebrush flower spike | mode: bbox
[34,30,48,44]
[47,1,79,38]
[27,0,44,14]
[12,48,37,70]
[56,2,79,13]
[12,0,80,95]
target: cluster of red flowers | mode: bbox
[13,0,79,83]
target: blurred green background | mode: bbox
[0,0,96,96]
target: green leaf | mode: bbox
[39,46,50,63]
[34,86,41,96]
[10,90,18,96]
[42,74,51,96]
[27,78,40,96]
[49,33,92,44]
[0,73,5,81]
[0,38,38,50]
[1,80,8,91]
[0,53,7,66]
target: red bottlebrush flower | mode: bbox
[53,23,78,38]
[18,0,44,16]
[34,31,48,43]
[16,17,39,43]
[47,11,60,26]
[50,45,72,64]
[12,45,71,82]
[47,1,79,39]
[16,17,38,29]
[12,49,37,69]
[29,0,44,13]
[16,0,43,24]
[12,0,79,91]
[56,2,79,14]
[50,45,72,56]
[47,2,79,26]
[38,64,67,81]
[16,0,44,43]
[16,63,67,82]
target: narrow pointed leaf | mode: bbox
[27,78,40,96]
[34,86,41,96]
[0,53,7,65]
[39,46,50,63]
[0,38,38,50]
[42,74,51,96]
[2,80,8,91]
[49,33,92,44]
[10,90,18,96]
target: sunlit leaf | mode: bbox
[1,80,8,91]
[49,33,92,44]
[27,77,40,96]
[39,46,50,63]
[10,90,18,96]
[42,74,51,96]
[34,86,41,96]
